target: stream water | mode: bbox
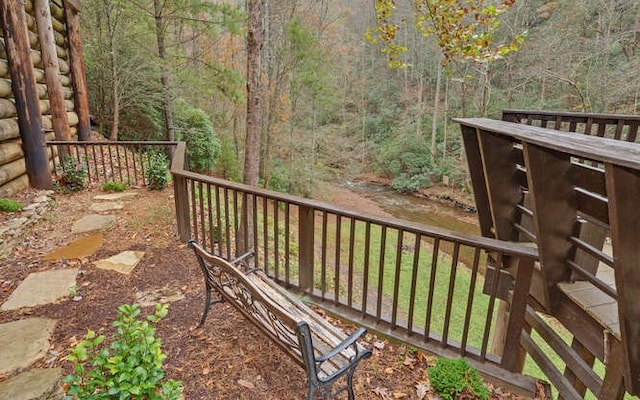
[343,181,480,236]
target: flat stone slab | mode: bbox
[0,318,56,376]
[89,201,124,212]
[0,368,63,400]
[93,192,138,201]
[71,214,116,234]
[136,286,185,307]
[94,251,145,274]
[42,233,103,262]
[1,270,78,311]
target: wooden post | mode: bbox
[523,143,577,310]
[606,163,640,394]
[63,0,91,141]
[171,143,191,241]
[0,0,52,189]
[34,0,71,149]
[298,205,315,292]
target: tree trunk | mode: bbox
[106,0,119,141]
[0,0,52,189]
[243,0,263,187]
[430,63,442,159]
[154,0,175,153]
[239,0,264,256]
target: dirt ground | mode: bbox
[0,184,533,399]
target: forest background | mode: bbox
[80,0,640,196]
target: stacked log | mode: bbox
[0,0,82,196]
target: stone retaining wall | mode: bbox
[0,191,55,259]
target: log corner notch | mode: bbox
[0,0,53,189]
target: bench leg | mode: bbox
[197,285,223,327]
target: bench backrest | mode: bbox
[190,242,303,363]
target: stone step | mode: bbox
[0,318,56,377]
[0,368,63,400]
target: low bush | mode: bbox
[102,181,128,192]
[57,156,88,193]
[428,358,489,400]
[145,153,169,190]
[63,303,182,400]
[0,198,23,213]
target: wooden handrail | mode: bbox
[453,118,640,169]
[503,109,640,121]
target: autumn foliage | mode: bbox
[367,0,525,67]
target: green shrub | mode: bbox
[391,173,431,193]
[102,181,128,192]
[0,198,23,213]
[57,156,88,193]
[145,153,169,190]
[174,100,221,173]
[428,358,489,400]
[63,303,182,400]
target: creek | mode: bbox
[343,181,480,236]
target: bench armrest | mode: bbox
[316,327,368,363]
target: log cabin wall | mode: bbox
[0,0,84,197]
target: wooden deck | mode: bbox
[455,112,640,399]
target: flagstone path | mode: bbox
[0,190,183,399]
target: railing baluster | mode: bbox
[362,222,371,317]
[131,145,139,185]
[252,194,259,268]
[334,214,341,305]
[274,199,280,281]
[407,233,421,335]
[232,190,239,255]
[284,202,290,284]
[347,218,356,309]
[115,145,123,182]
[376,226,387,322]
[223,188,231,259]
[196,181,204,245]
[442,242,460,347]
[262,196,269,275]
[424,237,440,340]
[460,247,482,355]
[207,184,214,251]
[107,144,115,182]
[391,229,404,329]
[214,185,223,256]
[321,211,328,299]
[123,146,131,184]
[100,145,107,182]
[481,251,503,361]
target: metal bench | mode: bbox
[189,240,372,400]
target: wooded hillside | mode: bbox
[80,0,639,195]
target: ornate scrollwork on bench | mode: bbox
[189,240,371,400]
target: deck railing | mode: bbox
[502,109,640,143]
[455,116,640,398]
[46,140,178,187]
[170,142,540,393]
